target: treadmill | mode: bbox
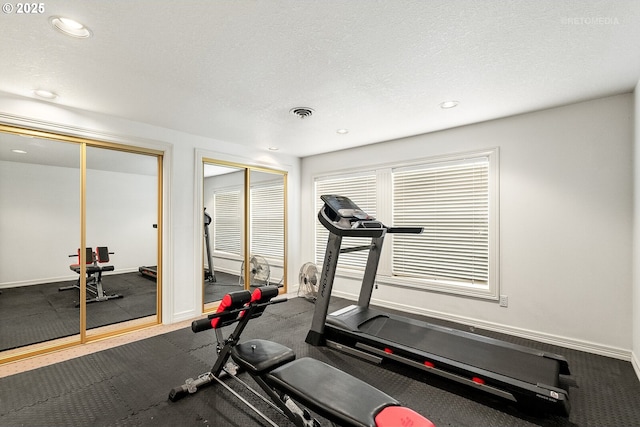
[203,208,216,283]
[306,195,571,415]
[138,264,158,280]
[139,223,159,280]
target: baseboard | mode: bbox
[0,268,145,289]
[1,275,77,288]
[332,290,633,361]
[210,266,238,276]
[171,309,200,324]
[632,351,640,381]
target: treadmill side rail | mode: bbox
[352,340,570,416]
[326,339,384,364]
[356,341,517,403]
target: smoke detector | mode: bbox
[289,107,314,119]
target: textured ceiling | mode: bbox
[1,0,639,157]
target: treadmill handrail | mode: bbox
[387,226,424,234]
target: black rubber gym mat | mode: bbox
[204,271,245,303]
[1,296,639,426]
[0,272,157,352]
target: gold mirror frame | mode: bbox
[0,124,164,364]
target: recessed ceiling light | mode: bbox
[50,16,92,38]
[33,89,58,99]
[11,149,27,154]
[440,101,459,109]
[268,147,279,151]
[336,129,349,135]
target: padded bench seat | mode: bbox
[231,339,295,375]
[267,357,398,427]
[232,339,433,427]
[70,265,115,274]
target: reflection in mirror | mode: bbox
[203,163,245,305]
[84,146,159,333]
[248,170,285,288]
[0,133,81,352]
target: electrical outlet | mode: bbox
[499,295,508,307]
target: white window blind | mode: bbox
[392,157,489,286]
[251,182,284,260]
[214,190,242,256]
[315,173,376,270]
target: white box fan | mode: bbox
[240,255,271,287]
[297,262,319,301]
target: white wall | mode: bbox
[302,93,634,359]
[0,93,302,324]
[85,168,158,270]
[0,161,79,285]
[633,81,640,377]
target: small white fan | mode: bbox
[298,262,319,301]
[240,255,271,287]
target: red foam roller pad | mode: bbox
[375,406,435,427]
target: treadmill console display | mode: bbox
[320,195,373,221]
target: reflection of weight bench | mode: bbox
[59,247,123,306]
[169,286,435,427]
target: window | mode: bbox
[251,181,284,260]
[313,148,499,299]
[393,157,489,286]
[214,189,242,255]
[212,180,286,261]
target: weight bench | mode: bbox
[59,246,123,306]
[169,286,435,427]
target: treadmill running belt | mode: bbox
[360,316,560,387]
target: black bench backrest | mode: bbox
[78,247,94,265]
[96,247,111,263]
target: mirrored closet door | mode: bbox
[249,169,286,289]
[202,163,246,307]
[202,160,287,312]
[0,133,81,353]
[85,146,161,337]
[0,126,163,363]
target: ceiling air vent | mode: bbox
[290,107,314,119]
